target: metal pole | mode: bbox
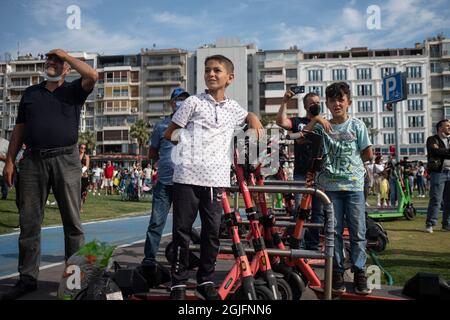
[394,102,400,164]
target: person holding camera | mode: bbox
[276,88,331,250]
[425,119,450,233]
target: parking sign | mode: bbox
[382,72,407,104]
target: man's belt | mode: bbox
[29,144,77,159]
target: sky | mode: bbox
[0,0,449,58]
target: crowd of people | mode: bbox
[364,156,429,208]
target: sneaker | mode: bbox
[170,286,186,300]
[425,226,433,233]
[332,272,346,294]
[442,226,450,232]
[195,282,221,300]
[354,270,371,295]
[1,279,37,300]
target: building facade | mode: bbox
[425,35,450,131]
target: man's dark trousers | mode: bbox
[17,145,84,282]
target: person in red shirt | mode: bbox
[104,161,114,195]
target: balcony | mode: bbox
[146,76,183,86]
[264,90,285,98]
[103,106,133,115]
[146,94,171,101]
[442,50,450,59]
[263,74,284,82]
[263,60,285,69]
[145,63,183,70]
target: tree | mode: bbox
[130,119,150,156]
[78,130,96,153]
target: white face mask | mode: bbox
[43,71,63,82]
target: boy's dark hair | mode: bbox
[204,55,234,73]
[303,92,319,107]
[436,119,449,132]
[325,82,351,100]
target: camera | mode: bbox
[290,86,305,95]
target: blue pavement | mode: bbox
[0,214,200,278]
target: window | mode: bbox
[357,68,371,80]
[406,66,422,78]
[417,147,425,155]
[357,84,372,96]
[444,107,450,120]
[332,69,347,81]
[381,67,396,78]
[383,117,394,128]
[148,87,164,97]
[307,86,323,97]
[357,101,373,112]
[409,132,425,144]
[266,82,285,90]
[383,133,395,145]
[408,116,424,127]
[408,83,423,95]
[308,69,322,81]
[286,69,297,80]
[407,99,424,111]
[430,44,441,58]
[360,117,374,128]
[430,61,442,73]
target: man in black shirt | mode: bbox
[276,90,331,250]
[2,49,98,300]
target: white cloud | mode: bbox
[150,11,202,28]
[271,0,450,51]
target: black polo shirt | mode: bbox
[290,116,313,176]
[16,78,91,149]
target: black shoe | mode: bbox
[1,280,37,300]
[170,286,186,300]
[195,282,221,300]
[332,272,346,294]
[354,270,371,295]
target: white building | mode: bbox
[295,46,428,160]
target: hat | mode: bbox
[170,87,190,100]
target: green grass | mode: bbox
[373,216,450,286]
[0,188,152,235]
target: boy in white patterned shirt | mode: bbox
[164,55,263,300]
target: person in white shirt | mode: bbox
[164,54,263,300]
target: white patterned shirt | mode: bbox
[171,93,248,187]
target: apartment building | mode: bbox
[0,55,46,140]
[140,48,189,126]
[95,54,140,155]
[425,35,450,130]
[293,46,428,161]
[256,48,303,116]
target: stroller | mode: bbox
[120,172,140,201]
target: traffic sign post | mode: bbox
[382,72,408,164]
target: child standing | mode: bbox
[380,171,390,208]
[305,82,373,295]
[164,55,263,300]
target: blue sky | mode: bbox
[0,0,449,58]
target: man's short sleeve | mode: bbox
[356,119,372,151]
[172,96,196,128]
[150,124,161,150]
[16,94,26,124]
[70,78,92,106]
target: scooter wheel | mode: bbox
[404,205,416,220]
[276,277,293,300]
[255,285,276,300]
[371,235,388,252]
[287,271,306,300]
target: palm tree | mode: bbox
[78,130,96,153]
[130,119,150,156]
